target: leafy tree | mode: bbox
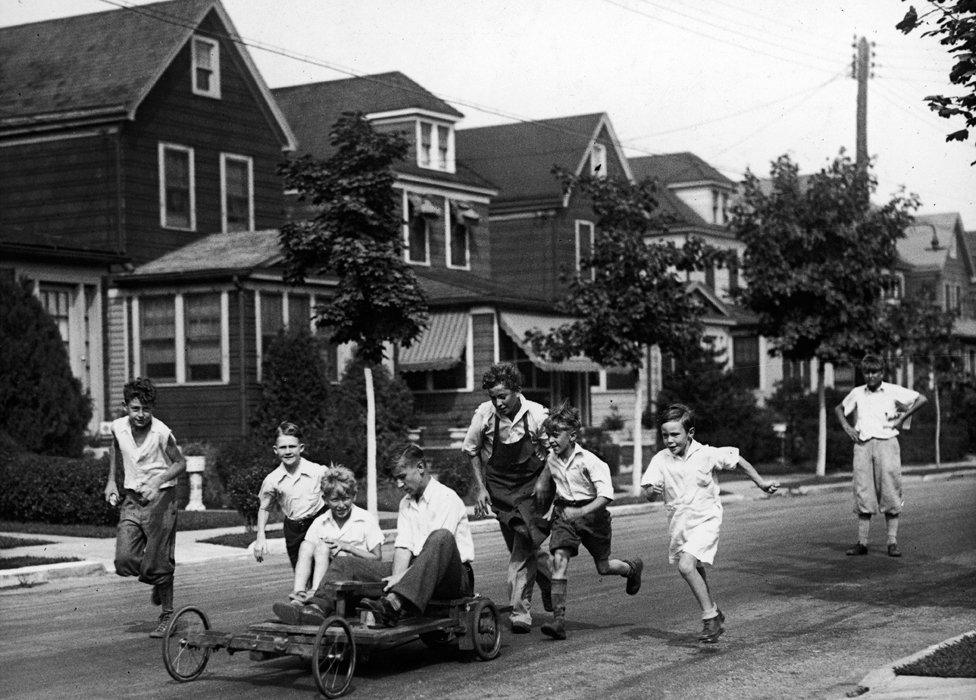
[897,2,976,158]
[527,169,725,491]
[250,327,332,441]
[0,276,91,456]
[278,112,429,511]
[278,112,428,364]
[731,151,918,475]
[885,294,958,465]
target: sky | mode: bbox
[5,0,975,226]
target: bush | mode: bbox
[319,358,415,478]
[0,276,91,456]
[212,439,273,528]
[0,452,116,525]
[430,455,475,501]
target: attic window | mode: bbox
[590,143,607,178]
[192,36,221,98]
[417,120,454,173]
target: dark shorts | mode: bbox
[549,500,612,561]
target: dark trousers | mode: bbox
[283,505,328,568]
[308,529,471,614]
[114,488,177,586]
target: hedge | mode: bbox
[0,452,117,526]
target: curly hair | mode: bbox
[123,377,157,408]
[322,465,358,499]
[481,361,523,392]
[543,400,582,435]
[659,403,695,431]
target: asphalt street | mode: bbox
[1,477,974,699]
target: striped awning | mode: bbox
[498,312,605,373]
[398,311,468,372]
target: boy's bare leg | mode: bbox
[697,563,714,603]
[291,540,316,598]
[595,558,630,576]
[542,549,571,640]
[309,541,332,591]
[677,552,715,613]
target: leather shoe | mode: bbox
[698,614,724,643]
[359,596,402,628]
[845,543,868,556]
[887,543,902,557]
[510,619,531,634]
[624,558,644,595]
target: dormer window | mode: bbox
[590,143,607,178]
[417,120,454,172]
[192,36,220,98]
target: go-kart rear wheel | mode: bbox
[312,615,356,698]
[470,599,501,661]
[161,606,212,682]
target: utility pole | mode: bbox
[852,36,875,172]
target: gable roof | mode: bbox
[456,113,632,208]
[897,212,966,271]
[629,153,734,188]
[0,0,295,148]
[272,73,493,191]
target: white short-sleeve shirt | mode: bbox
[257,458,328,520]
[394,477,474,563]
[303,504,384,555]
[841,382,921,441]
[546,443,615,502]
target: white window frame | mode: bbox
[254,288,320,382]
[220,153,254,233]
[575,220,595,279]
[158,142,196,231]
[407,315,474,393]
[415,119,455,173]
[590,142,607,178]
[446,198,471,270]
[191,35,221,98]
[402,190,431,266]
[131,291,229,386]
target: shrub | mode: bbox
[319,358,415,478]
[0,276,91,456]
[0,452,116,525]
[431,455,475,501]
[212,439,274,527]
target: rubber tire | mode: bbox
[470,600,501,661]
[161,605,212,682]
[312,615,356,698]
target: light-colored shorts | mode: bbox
[852,438,903,515]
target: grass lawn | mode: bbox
[0,510,251,539]
[895,634,976,678]
[0,535,54,549]
[0,555,81,569]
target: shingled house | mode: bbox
[0,0,296,438]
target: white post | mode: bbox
[631,352,646,496]
[364,367,377,516]
[184,456,206,511]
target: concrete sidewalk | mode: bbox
[851,631,976,698]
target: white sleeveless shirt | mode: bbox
[112,416,176,490]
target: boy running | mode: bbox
[537,402,643,640]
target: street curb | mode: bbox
[0,560,110,589]
[855,630,976,696]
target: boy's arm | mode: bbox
[534,464,555,511]
[384,547,413,590]
[104,436,120,504]
[463,411,492,516]
[139,434,186,501]
[333,541,383,560]
[891,394,927,429]
[563,496,611,521]
[736,456,779,494]
[834,403,861,443]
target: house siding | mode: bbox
[120,11,285,264]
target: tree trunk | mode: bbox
[364,367,377,516]
[816,360,827,477]
[931,355,941,468]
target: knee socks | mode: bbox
[857,515,871,545]
[885,514,899,545]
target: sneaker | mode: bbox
[510,619,532,634]
[273,601,303,625]
[149,612,173,639]
[359,596,401,628]
[624,558,644,595]
[540,617,566,640]
[887,543,902,558]
[698,614,724,643]
[151,584,161,606]
[845,543,868,556]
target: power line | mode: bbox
[699,0,848,54]
[600,0,843,74]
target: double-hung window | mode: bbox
[447,201,471,269]
[416,120,454,172]
[159,143,195,230]
[575,220,595,279]
[134,292,228,384]
[221,153,253,232]
[590,143,607,178]
[192,36,221,98]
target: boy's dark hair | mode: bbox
[481,362,523,393]
[323,465,358,499]
[395,444,427,470]
[860,354,885,372]
[544,401,582,435]
[276,421,304,442]
[659,403,695,431]
[123,377,157,408]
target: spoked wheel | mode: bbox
[312,616,356,698]
[161,606,212,682]
[469,599,501,661]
